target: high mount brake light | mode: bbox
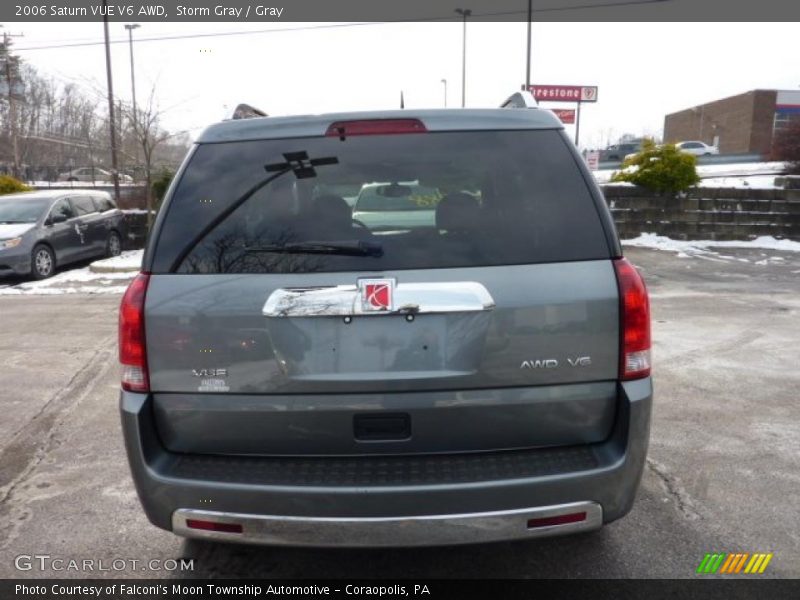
[325,119,428,137]
[119,273,150,392]
[614,258,651,380]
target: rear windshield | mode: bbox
[152,130,610,274]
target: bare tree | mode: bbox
[123,85,172,228]
[2,53,189,192]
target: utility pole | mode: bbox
[124,23,140,177]
[2,31,23,180]
[455,8,471,108]
[441,78,447,107]
[525,0,532,88]
[102,2,121,204]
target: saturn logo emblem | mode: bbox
[358,278,395,311]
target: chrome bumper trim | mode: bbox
[262,281,495,317]
[172,501,602,547]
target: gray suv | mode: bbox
[599,141,643,162]
[0,190,124,279]
[120,106,652,547]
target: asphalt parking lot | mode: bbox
[0,245,798,579]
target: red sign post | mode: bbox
[527,85,598,147]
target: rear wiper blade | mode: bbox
[245,240,383,257]
[169,151,339,272]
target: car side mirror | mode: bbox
[50,214,68,225]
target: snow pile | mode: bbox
[623,233,800,254]
[0,256,138,296]
[595,161,787,188]
[692,161,786,178]
[90,250,143,273]
[695,175,779,188]
[0,284,130,296]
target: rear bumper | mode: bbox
[120,378,652,547]
[172,502,603,546]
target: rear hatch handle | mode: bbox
[262,280,495,317]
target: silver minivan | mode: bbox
[120,105,652,547]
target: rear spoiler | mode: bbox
[500,90,538,109]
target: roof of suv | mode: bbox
[196,108,564,143]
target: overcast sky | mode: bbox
[9,21,800,149]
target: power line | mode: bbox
[14,22,392,51]
[13,1,670,52]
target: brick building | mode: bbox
[663,90,800,156]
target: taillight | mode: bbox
[325,118,427,137]
[527,512,587,529]
[186,519,243,534]
[119,273,150,392]
[614,258,651,380]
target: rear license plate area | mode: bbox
[354,413,411,441]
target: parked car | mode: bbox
[599,141,643,162]
[0,190,124,279]
[120,104,652,547]
[58,167,134,183]
[673,141,719,156]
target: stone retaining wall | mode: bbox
[602,186,800,240]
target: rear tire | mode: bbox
[106,231,122,257]
[31,244,55,280]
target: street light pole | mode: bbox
[124,23,140,176]
[102,1,121,204]
[525,0,532,88]
[441,78,447,107]
[455,8,471,108]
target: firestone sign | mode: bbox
[529,85,598,103]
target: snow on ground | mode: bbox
[0,252,141,296]
[691,161,786,177]
[0,285,130,296]
[622,233,800,263]
[594,161,787,188]
[623,233,800,253]
[695,175,780,188]
[90,250,143,272]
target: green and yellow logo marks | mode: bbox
[697,552,773,575]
